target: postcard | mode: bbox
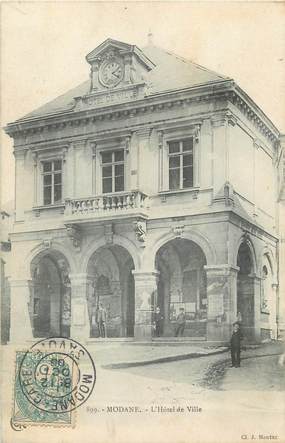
[1,2,284,443]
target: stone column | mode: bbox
[69,273,90,342]
[132,270,159,340]
[9,279,33,343]
[205,265,239,342]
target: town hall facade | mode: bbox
[5,38,283,344]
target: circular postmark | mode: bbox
[18,337,96,414]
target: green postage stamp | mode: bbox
[11,337,96,430]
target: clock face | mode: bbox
[99,59,124,88]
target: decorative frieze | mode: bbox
[5,86,278,145]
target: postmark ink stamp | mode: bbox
[11,337,96,429]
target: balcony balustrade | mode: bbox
[64,190,148,220]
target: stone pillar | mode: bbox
[205,265,239,342]
[211,113,236,195]
[14,151,26,221]
[132,271,159,340]
[69,273,90,342]
[9,279,33,343]
[252,275,262,342]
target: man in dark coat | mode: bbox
[230,322,243,367]
[154,307,163,337]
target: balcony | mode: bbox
[64,190,149,223]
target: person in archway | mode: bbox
[175,307,186,337]
[96,302,107,338]
[230,322,243,367]
[154,306,164,337]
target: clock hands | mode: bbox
[100,60,123,86]
[111,66,121,78]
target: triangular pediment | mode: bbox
[86,38,155,71]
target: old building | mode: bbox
[5,38,283,344]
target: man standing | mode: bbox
[96,302,107,338]
[154,306,163,337]
[230,322,243,367]
[175,307,186,337]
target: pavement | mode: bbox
[221,341,285,391]
[199,341,285,391]
[87,339,284,369]
[88,341,229,368]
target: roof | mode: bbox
[17,42,229,121]
[142,44,228,93]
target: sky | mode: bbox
[1,1,285,205]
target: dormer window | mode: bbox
[42,160,62,205]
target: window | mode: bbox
[101,150,124,194]
[168,139,193,190]
[42,160,62,205]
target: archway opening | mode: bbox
[260,255,276,339]
[30,251,71,338]
[87,245,135,338]
[237,242,254,340]
[155,238,207,338]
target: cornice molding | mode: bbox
[5,81,279,145]
[226,90,278,143]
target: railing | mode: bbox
[65,191,148,216]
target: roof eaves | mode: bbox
[234,83,280,137]
[133,46,156,70]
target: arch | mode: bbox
[235,235,257,275]
[147,229,216,269]
[236,237,257,341]
[29,246,72,338]
[258,246,277,281]
[25,241,76,278]
[80,234,140,274]
[154,236,208,337]
[156,243,182,280]
[86,239,136,338]
[88,247,120,282]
